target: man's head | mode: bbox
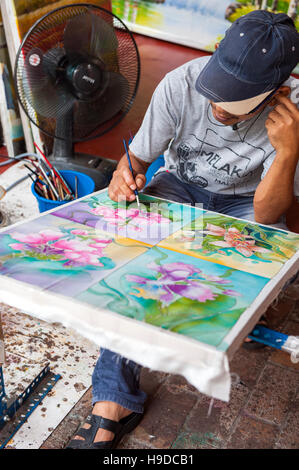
[196,10,299,124]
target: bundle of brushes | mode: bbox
[26,143,77,202]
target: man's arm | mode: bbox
[108,74,177,202]
[108,151,151,202]
[253,95,299,225]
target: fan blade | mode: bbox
[73,71,129,140]
[63,12,118,63]
[22,47,75,119]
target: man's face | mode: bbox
[210,101,266,126]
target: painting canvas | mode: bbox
[0,189,298,401]
[111,0,299,74]
[0,214,148,296]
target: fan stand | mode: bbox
[51,148,117,192]
[50,111,117,191]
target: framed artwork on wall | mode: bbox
[111,0,299,74]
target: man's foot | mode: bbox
[73,401,133,443]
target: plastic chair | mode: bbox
[145,155,165,186]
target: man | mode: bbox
[67,10,299,449]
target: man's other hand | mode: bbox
[265,95,299,160]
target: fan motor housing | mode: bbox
[68,61,103,99]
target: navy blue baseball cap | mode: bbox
[196,10,299,115]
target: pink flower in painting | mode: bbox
[51,239,87,252]
[9,229,64,253]
[51,237,112,265]
[66,250,104,267]
[178,231,195,242]
[205,224,270,257]
[10,229,63,245]
[89,239,113,249]
[8,227,112,268]
[91,206,122,224]
[9,243,27,251]
[205,224,226,237]
[70,229,90,236]
[90,205,171,231]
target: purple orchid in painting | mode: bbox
[126,261,240,307]
[8,228,112,268]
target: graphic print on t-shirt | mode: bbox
[176,107,267,195]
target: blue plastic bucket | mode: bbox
[31,170,95,213]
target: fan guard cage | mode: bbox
[14,3,140,142]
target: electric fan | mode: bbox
[14,3,140,189]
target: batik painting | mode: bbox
[0,189,298,401]
[0,214,148,296]
[158,212,299,279]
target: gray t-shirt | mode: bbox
[130,56,299,197]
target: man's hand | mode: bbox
[108,167,146,202]
[108,152,148,202]
[254,94,299,225]
[265,95,299,160]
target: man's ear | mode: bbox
[215,42,219,50]
[268,86,291,106]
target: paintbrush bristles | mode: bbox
[25,148,76,202]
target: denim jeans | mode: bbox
[92,171,287,411]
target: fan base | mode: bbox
[49,153,117,191]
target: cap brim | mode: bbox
[195,51,275,114]
[213,90,275,115]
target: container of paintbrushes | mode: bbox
[31,170,95,213]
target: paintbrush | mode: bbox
[34,142,73,199]
[25,165,49,198]
[123,138,140,208]
[27,172,39,191]
[37,162,60,200]
[29,160,56,200]
[24,163,40,180]
[75,175,78,199]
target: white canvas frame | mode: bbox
[0,188,298,401]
